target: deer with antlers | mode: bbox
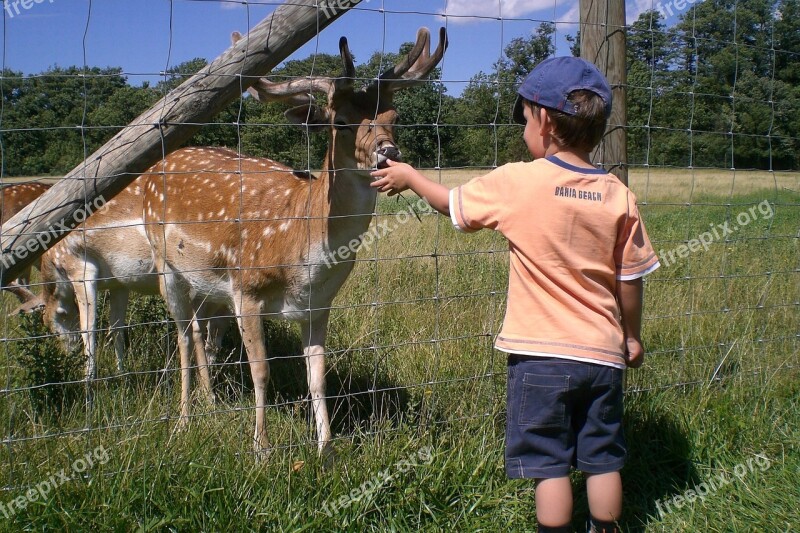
[142,27,447,455]
[1,182,52,302]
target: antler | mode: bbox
[375,27,448,92]
[231,31,320,106]
[236,26,447,105]
[239,31,358,105]
[338,36,356,82]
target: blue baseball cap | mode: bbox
[512,56,612,125]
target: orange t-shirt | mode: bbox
[449,156,660,369]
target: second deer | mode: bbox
[1,182,52,302]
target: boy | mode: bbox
[371,56,659,532]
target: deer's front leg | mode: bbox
[73,265,99,381]
[301,310,332,456]
[235,296,270,454]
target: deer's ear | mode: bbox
[284,104,330,132]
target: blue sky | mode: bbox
[1,1,673,95]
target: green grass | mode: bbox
[0,187,797,531]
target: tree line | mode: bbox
[1,0,797,177]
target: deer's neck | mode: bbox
[319,161,377,252]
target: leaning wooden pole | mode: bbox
[0,0,363,286]
[580,0,628,185]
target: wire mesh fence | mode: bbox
[0,0,797,511]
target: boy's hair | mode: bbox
[530,89,608,153]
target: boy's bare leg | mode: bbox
[586,471,622,527]
[535,477,573,527]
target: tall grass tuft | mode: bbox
[6,311,83,422]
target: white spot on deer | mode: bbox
[217,208,226,217]
[278,221,290,232]
[263,227,274,238]
[283,190,292,197]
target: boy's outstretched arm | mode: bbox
[617,277,645,368]
[371,160,451,216]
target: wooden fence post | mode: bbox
[580,0,628,185]
[1,0,363,285]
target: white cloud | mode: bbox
[440,1,675,26]
[628,0,656,22]
[560,3,580,24]
[440,0,560,21]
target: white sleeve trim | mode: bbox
[449,188,467,233]
[617,261,660,281]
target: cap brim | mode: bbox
[512,94,526,125]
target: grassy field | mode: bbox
[0,169,798,531]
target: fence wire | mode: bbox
[0,0,797,496]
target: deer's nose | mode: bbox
[376,144,402,169]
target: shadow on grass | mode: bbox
[618,391,699,532]
[210,320,410,439]
[325,358,412,437]
[6,301,411,446]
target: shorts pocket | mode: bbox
[518,372,570,429]
[598,370,624,423]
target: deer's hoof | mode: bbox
[321,443,337,470]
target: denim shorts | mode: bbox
[505,354,626,479]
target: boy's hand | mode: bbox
[371,159,415,196]
[625,338,645,368]
[371,160,452,216]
